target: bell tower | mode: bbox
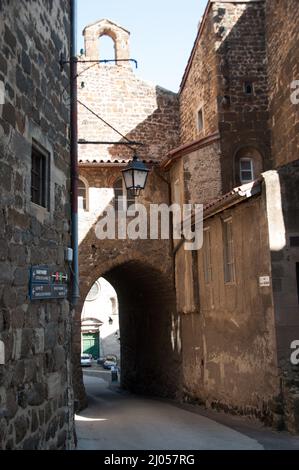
[83,18,131,66]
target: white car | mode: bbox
[81,354,92,367]
[103,355,117,370]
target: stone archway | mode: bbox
[73,242,182,410]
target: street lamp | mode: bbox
[122,154,150,197]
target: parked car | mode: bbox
[103,355,117,370]
[81,354,92,367]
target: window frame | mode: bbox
[203,228,213,284]
[31,140,50,210]
[78,177,89,212]
[239,157,254,184]
[196,106,204,133]
[244,81,254,96]
[222,217,236,284]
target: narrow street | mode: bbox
[75,370,299,451]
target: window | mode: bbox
[113,177,135,211]
[223,218,235,283]
[244,81,254,95]
[78,178,88,211]
[240,158,254,183]
[235,147,263,186]
[31,141,50,209]
[203,229,212,284]
[197,108,204,132]
[86,281,101,302]
[290,236,299,247]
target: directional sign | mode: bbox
[52,285,68,298]
[31,284,52,300]
[31,267,51,284]
[30,266,68,301]
[30,284,68,301]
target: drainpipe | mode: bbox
[70,0,80,306]
[64,0,80,450]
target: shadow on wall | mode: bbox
[106,86,180,163]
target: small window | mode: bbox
[290,236,299,247]
[197,108,204,132]
[240,158,254,183]
[78,178,88,211]
[223,218,235,283]
[244,81,254,95]
[203,229,212,284]
[31,141,50,209]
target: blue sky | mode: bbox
[77,0,207,92]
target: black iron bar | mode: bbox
[78,140,145,146]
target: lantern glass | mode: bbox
[133,169,148,190]
[122,156,149,197]
[122,168,134,190]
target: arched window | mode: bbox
[234,147,263,186]
[113,177,135,211]
[78,177,88,211]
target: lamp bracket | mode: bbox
[59,54,138,72]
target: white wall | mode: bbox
[81,277,120,360]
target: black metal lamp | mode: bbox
[122,154,150,197]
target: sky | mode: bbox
[77,0,207,93]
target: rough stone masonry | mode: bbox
[0,0,75,449]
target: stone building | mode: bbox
[162,0,299,432]
[74,19,181,408]
[75,1,299,433]
[0,1,75,449]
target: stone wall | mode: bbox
[265,165,299,433]
[180,5,218,145]
[265,0,299,168]
[74,161,183,408]
[183,139,222,205]
[171,0,299,431]
[179,1,271,196]
[0,0,74,449]
[78,20,179,164]
[214,0,271,192]
[265,0,299,433]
